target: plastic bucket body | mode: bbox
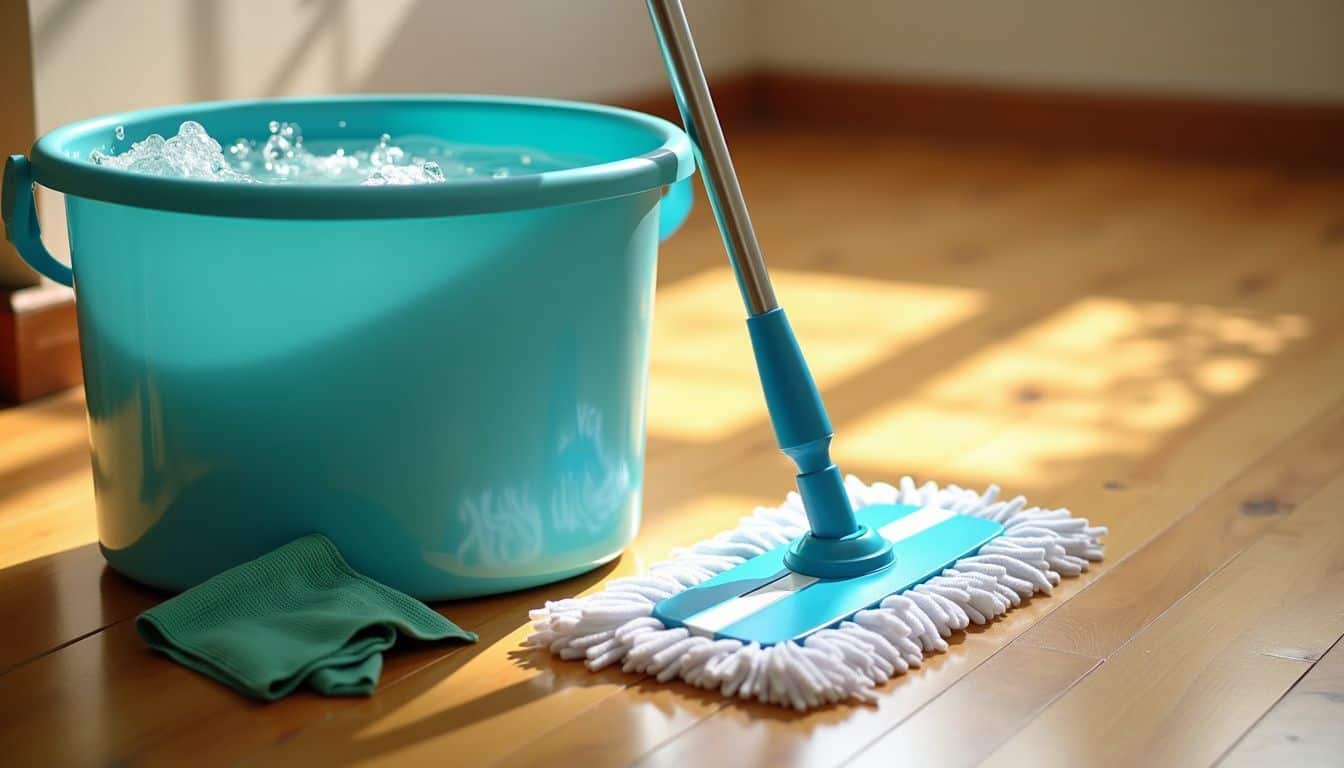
[3,96,695,599]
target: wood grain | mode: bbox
[984,473,1344,767]
[1219,636,1344,767]
[1020,400,1344,659]
[845,645,1099,768]
[0,569,601,767]
[844,398,1344,767]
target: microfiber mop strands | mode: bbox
[526,476,1105,710]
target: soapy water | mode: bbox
[90,120,576,186]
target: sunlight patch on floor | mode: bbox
[646,268,986,442]
[0,491,97,571]
[836,297,1310,490]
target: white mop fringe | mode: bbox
[524,476,1106,711]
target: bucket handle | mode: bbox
[658,176,693,241]
[3,155,74,287]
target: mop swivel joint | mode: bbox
[747,308,896,578]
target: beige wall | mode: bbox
[29,0,752,132]
[30,0,1344,134]
[2,0,39,287]
[753,0,1344,103]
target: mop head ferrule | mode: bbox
[525,476,1106,710]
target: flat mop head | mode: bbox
[527,476,1105,710]
[653,504,1001,645]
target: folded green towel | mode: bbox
[135,534,476,701]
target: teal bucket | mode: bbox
[2,95,696,599]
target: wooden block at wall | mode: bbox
[0,285,82,404]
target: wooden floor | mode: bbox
[2,128,1343,767]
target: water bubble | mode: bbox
[368,133,405,167]
[337,120,347,128]
[114,125,125,141]
[87,120,570,185]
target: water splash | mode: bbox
[91,121,253,182]
[90,120,575,186]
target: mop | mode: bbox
[525,0,1106,710]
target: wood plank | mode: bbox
[0,578,556,767]
[643,140,1310,516]
[845,645,1099,768]
[0,545,159,675]
[983,472,1344,767]
[0,387,94,570]
[1219,636,1344,767]
[1020,400,1344,659]
[494,683,719,768]
[641,138,1200,493]
[0,388,149,674]
[844,397,1344,767]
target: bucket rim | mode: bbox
[28,94,696,220]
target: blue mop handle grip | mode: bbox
[747,308,860,539]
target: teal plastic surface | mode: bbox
[3,96,697,599]
[2,155,73,285]
[653,505,1004,645]
[746,308,832,456]
[745,308,894,576]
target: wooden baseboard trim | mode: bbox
[0,285,81,405]
[756,73,1344,168]
[614,70,1344,169]
[613,72,765,132]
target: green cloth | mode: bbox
[135,534,476,701]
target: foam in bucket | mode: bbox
[90,120,572,186]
